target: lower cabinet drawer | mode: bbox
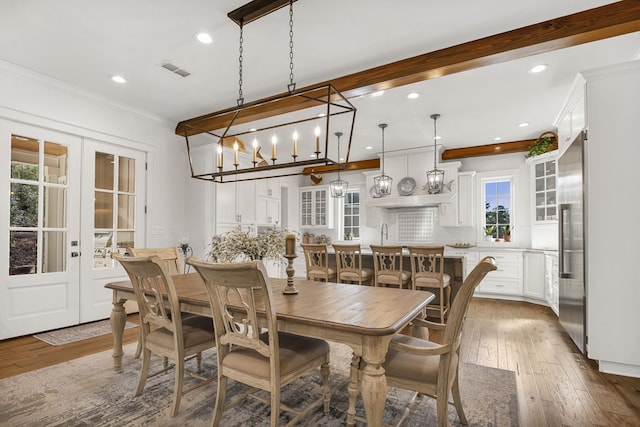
[486,262,521,279]
[477,278,522,295]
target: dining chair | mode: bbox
[332,243,373,285]
[127,247,184,359]
[186,258,331,426]
[407,245,451,323]
[369,245,411,289]
[379,256,497,427]
[301,243,337,282]
[112,254,216,417]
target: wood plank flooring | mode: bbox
[0,299,639,425]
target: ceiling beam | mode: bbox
[301,158,380,175]
[175,1,640,137]
[441,139,537,161]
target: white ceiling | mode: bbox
[1,0,638,161]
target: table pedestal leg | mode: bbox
[110,297,126,372]
[360,336,391,427]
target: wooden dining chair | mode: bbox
[332,243,373,285]
[187,258,331,426]
[380,256,497,427]
[369,245,411,289]
[127,247,184,359]
[112,254,216,417]
[301,243,337,282]
[407,245,451,323]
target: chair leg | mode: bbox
[212,376,228,427]
[439,287,445,323]
[135,349,151,396]
[134,327,142,359]
[270,385,281,426]
[170,356,185,417]
[436,392,451,427]
[321,361,331,414]
[452,369,468,425]
[346,353,360,427]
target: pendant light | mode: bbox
[329,132,348,197]
[426,114,444,194]
[374,123,393,196]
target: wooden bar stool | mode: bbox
[370,245,411,289]
[332,243,374,285]
[408,245,451,323]
[301,243,337,282]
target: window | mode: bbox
[481,175,514,239]
[342,189,360,239]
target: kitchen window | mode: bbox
[480,174,515,239]
[342,189,360,239]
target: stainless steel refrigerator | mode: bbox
[557,131,586,354]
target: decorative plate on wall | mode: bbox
[398,177,416,196]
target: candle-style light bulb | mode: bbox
[233,140,239,166]
[271,135,277,161]
[314,126,321,153]
[217,145,223,169]
[292,130,299,158]
[252,138,258,163]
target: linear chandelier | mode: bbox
[182,0,356,183]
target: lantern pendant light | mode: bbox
[426,114,445,194]
[374,123,393,196]
[329,132,348,198]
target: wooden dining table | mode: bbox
[105,273,433,427]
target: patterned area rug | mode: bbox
[0,342,519,426]
[33,319,137,346]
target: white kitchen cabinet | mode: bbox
[441,171,475,227]
[299,186,333,229]
[256,178,280,198]
[475,251,523,297]
[215,178,256,225]
[523,251,545,300]
[256,196,280,225]
[556,74,586,156]
[528,152,558,223]
[544,252,559,315]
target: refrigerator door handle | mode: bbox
[559,203,572,279]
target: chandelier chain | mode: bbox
[237,21,244,106]
[288,0,295,92]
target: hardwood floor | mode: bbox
[1,300,639,425]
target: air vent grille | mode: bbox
[162,62,191,77]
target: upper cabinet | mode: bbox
[299,186,334,229]
[555,74,586,157]
[440,171,475,227]
[528,152,557,223]
[256,178,280,199]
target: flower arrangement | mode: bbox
[207,228,291,262]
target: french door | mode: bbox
[1,121,146,339]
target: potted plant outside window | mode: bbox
[503,225,512,242]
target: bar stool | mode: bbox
[370,245,411,289]
[332,243,374,285]
[301,243,337,282]
[407,245,451,323]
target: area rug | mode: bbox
[33,319,137,346]
[0,342,519,426]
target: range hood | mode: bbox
[366,192,455,208]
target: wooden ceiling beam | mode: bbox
[301,158,380,175]
[175,1,640,136]
[442,139,536,160]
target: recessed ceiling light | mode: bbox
[518,122,529,127]
[529,64,548,74]
[317,113,327,117]
[339,157,344,162]
[196,32,213,44]
[249,128,257,132]
[407,92,420,99]
[365,146,373,150]
[371,90,384,97]
[435,135,442,140]
[111,75,126,84]
[494,137,502,141]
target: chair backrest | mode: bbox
[128,247,183,274]
[333,243,364,279]
[113,254,184,343]
[370,245,405,281]
[301,243,331,281]
[407,245,445,288]
[442,256,497,349]
[187,258,277,359]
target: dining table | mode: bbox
[105,273,433,427]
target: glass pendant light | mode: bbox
[426,114,445,194]
[374,123,393,196]
[329,132,348,198]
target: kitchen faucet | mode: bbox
[380,223,389,245]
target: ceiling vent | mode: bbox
[162,62,191,77]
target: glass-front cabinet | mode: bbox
[531,153,557,222]
[299,186,333,229]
